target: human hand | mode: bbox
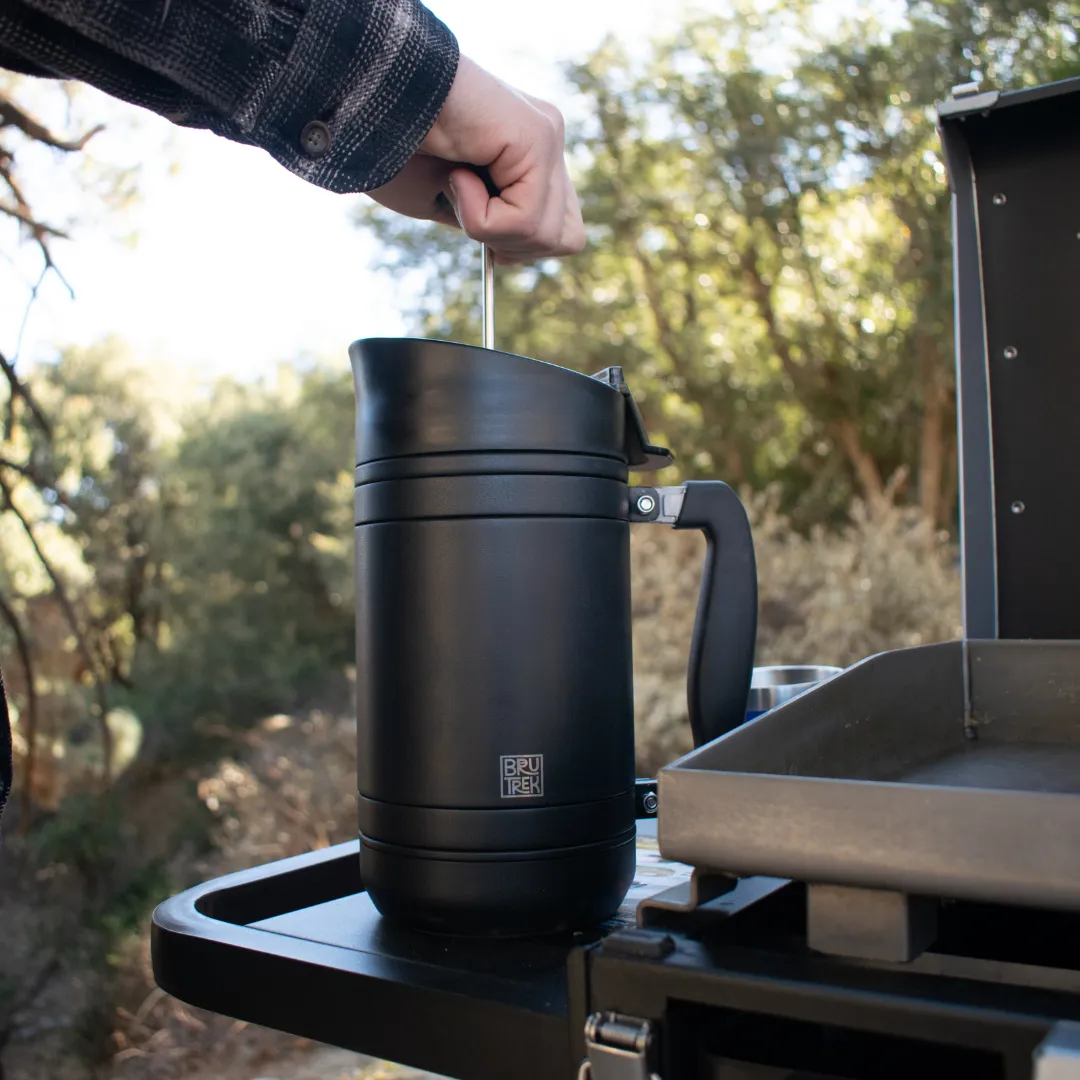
[367,57,585,264]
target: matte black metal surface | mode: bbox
[355,451,628,486]
[359,830,636,937]
[355,516,635,810]
[357,790,636,851]
[354,511,638,933]
[660,640,1080,910]
[674,482,758,746]
[350,342,758,935]
[939,78,1080,639]
[592,880,1080,1080]
[939,109,997,637]
[153,828,1080,1079]
[354,473,628,523]
[150,827,694,1080]
[250,891,575,1001]
[152,842,577,1080]
[349,338,630,470]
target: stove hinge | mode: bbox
[578,1012,661,1080]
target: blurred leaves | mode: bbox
[0,342,357,814]
[126,362,355,759]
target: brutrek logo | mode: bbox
[501,755,544,798]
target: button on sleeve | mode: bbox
[300,119,332,158]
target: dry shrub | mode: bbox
[631,491,963,774]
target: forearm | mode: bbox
[0,0,459,193]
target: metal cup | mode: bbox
[746,665,843,721]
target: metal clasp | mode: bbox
[579,1012,660,1080]
[629,486,685,525]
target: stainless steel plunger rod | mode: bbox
[482,244,495,350]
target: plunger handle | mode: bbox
[469,165,500,351]
[482,243,495,350]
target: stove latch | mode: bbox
[579,1012,661,1080]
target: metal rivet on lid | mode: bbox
[636,494,656,514]
[300,121,332,159]
[1003,346,1018,359]
[1011,501,1025,515]
[992,193,1007,206]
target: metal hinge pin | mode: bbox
[579,1012,660,1080]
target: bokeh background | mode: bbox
[0,0,1076,1076]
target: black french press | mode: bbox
[349,245,758,936]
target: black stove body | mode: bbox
[151,75,1080,1080]
[152,837,1080,1080]
[941,78,1080,640]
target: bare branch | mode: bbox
[0,457,72,508]
[0,96,104,152]
[0,156,75,298]
[0,478,113,782]
[0,202,69,239]
[12,266,49,364]
[0,350,52,438]
[0,201,68,239]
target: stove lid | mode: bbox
[938,75,1080,640]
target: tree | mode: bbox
[2,343,358,811]
[1,77,103,297]
[0,77,144,815]
[125,363,356,760]
[0,341,182,815]
[355,0,1080,528]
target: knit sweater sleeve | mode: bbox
[0,0,460,193]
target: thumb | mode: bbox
[448,167,494,240]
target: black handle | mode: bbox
[436,164,501,218]
[675,481,758,746]
[467,164,501,197]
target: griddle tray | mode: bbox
[659,640,1080,910]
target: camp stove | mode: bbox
[152,74,1080,1080]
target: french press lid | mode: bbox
[349,241,672,471]
[348,338,674,472]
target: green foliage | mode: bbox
[99,857,170,944]
[1,341,357,796]
[355,0,1079,528]
[125,363,355,757]
[28,791,126,890]
[24,340,179,676]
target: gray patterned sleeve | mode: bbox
[0,0,460,194]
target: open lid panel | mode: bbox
[939,77,1080,639]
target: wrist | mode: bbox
[420,56,508,165]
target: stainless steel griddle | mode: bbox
[656,77,1080,955]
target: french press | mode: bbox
[349,245,758,936]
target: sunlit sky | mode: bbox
[2,0,729,383]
